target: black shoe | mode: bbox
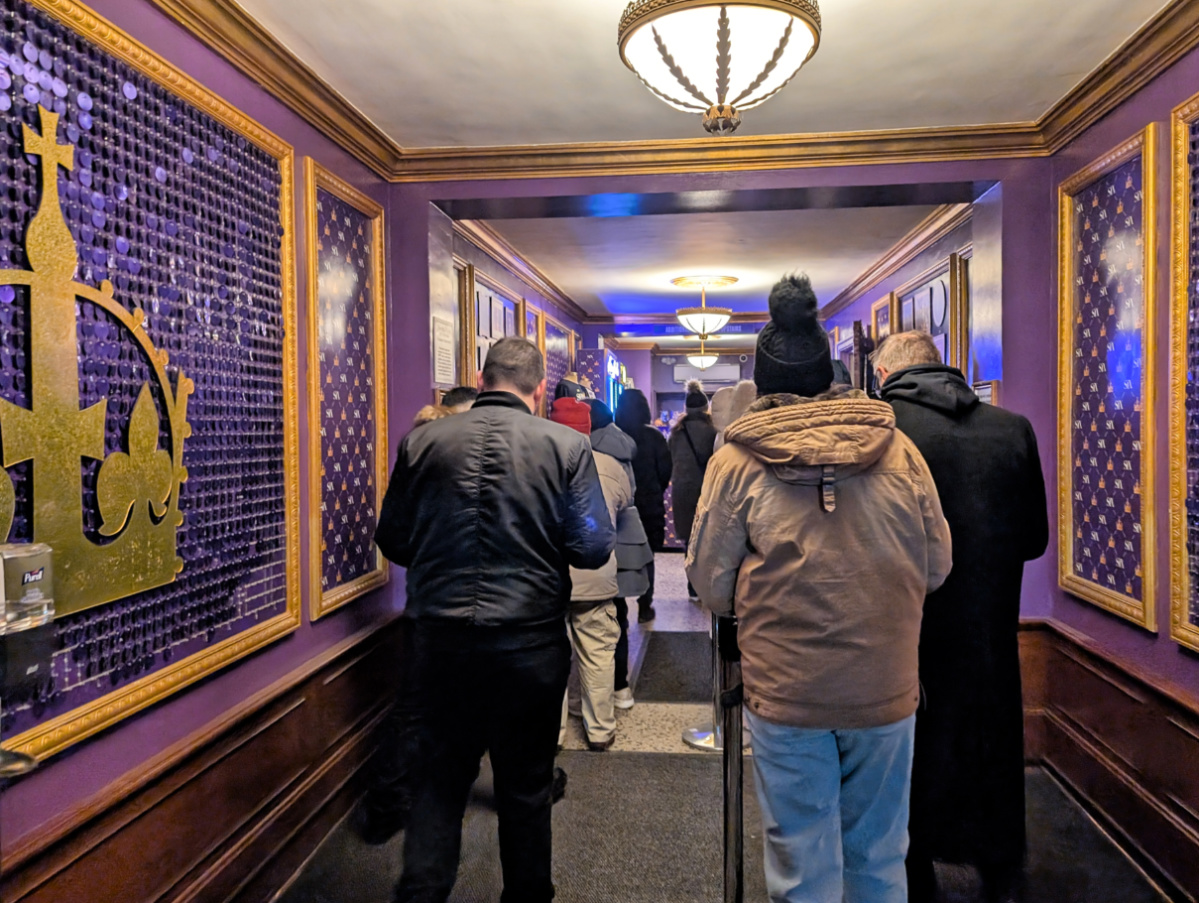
[350,795,409,846]
[637,603,655,623]
[551,766,568,803]
[586,736,615,752]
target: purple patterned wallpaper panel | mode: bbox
[314,187,379,599]
[0,1,288,737]
[1067,157,1145,605]
[1184,122,1199,631]
[544,319,571,407]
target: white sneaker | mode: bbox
[613,688,635,710]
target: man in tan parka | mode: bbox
[686,275,952,903]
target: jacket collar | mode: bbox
[474,391,532,415]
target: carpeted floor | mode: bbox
[280,553,1170,902]
[632,631,712,704]
[278,760,1166,903]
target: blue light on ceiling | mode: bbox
[585,193,643,217]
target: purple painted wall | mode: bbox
[618,349,653,397]
[0,0,406,853]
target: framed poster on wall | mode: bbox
[544,313,575,409]
[0,0,299,760]
[1057,124,1157,630]
[871,293,896,342]
[304,159,389,620]
[1170,95,1199,651]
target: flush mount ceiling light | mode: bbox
[673,275,737,336]
[687,336,719,370]
[618,0,822,135]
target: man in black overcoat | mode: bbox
[875,332,1049,903]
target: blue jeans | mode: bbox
[746,711,916,903]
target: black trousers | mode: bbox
[395,620,571,903]
[613,598,629,691]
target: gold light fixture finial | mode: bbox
[673,274,736,337]
[618,0,822,135]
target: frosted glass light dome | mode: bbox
[618,0,821,134]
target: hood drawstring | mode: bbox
[820,464,837,513]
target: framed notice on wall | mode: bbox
[433,316,456,387]
[1170,94,1199,651]
[304,159,389,620]
[1057,124,1157,631]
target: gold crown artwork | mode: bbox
[0,106,192,617]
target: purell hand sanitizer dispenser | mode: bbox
[0,543,55,778]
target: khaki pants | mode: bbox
[559,599,620,745]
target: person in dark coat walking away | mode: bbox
[375,337,614,903]
[668,380,717,601]
[615,388,672,624]
[875,331,1049,903]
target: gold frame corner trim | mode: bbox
[303,158,391,623]
[1170,94,1199,653]
[0,0,301,762]
[1056,123,1158,633]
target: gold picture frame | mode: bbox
[1057,124,1157,630]
[304,159,389,621]
[893,251,970,369]
[871,293,897,342]
[4,0,300,761]
[1170,97,1199,651]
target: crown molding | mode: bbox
[452,220,593,325]
[1040,0,1199,153]
[149,0,400,178]
[150,0,1199,183]
[820,203,972,319]
[605,338,662,352]
[391,123,1044,182]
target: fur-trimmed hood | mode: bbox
[725,386,896,485]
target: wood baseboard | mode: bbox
[1019,620,1199,901]
[0,618,405,903]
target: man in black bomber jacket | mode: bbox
[375,336,614,903]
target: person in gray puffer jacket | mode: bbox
[585,398,651,709]
[586,399,637,494]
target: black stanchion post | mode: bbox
[716,615,743,903]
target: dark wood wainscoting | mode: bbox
[4,618,1198,901]
[1020,620,1199,901]
[0,617,405,903]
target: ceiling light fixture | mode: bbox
[618,0,822,136]
[673,274,737,336]
[687,336,719,370]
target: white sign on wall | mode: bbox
[433,316,456,386]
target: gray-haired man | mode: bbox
[875,332,1048,903]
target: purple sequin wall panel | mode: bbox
[544,320,570,403]
[0,0,287,736]
[1185,122,1199,629]
[315,187,378,595]
[1068,157,1145,603]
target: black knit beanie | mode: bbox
[754,274,834,397]
[684,379,708,411]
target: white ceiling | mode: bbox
[236,0,1169,148]
[483,206,939,316]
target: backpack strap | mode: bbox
[820,465,837,514]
